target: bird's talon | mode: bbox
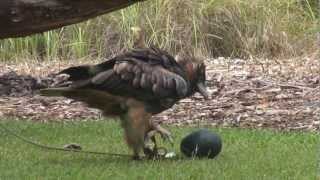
[157,129,174,145]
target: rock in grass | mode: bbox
[180,129,222,159]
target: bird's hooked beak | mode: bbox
[196,82,209,100]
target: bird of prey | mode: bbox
[40,47,208,159]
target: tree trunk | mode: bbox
[0,0,145,39]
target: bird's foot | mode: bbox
[143,146,158,159]
[153,124,174,146]
[132,155,142,161]
[143,125,173,159]
[143,146,168,160]
[144,130,157,158]
[144,130,166,159]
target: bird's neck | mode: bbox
[181,63,199,97]
[183,63,196,83]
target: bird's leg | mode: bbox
[121,99,152,160]
[122,124,144,160]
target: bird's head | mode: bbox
[175,53,209,100]
[131,26,146,49]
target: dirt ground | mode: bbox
[0,55,319,131]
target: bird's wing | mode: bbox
[86,48,189,101]
[42,48,189,103]
[40,48,188,115]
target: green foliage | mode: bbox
[0,120,318,179]
[0,0,318,61]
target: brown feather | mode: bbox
[41,47,208,159]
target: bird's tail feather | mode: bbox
[40,88,126,115]
[40,87,73,97]
[59,59,115,81]
[59,66,93,81]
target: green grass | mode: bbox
[0,120,318,179]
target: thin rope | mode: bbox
[0,122,131,157]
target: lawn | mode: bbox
[0,120,318,180]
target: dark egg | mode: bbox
[180,129,222,159]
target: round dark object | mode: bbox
[180,129,222,159]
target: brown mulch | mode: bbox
[0,56,319,131]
